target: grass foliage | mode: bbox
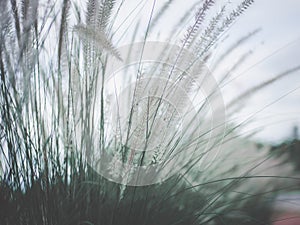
[0,0,299,224]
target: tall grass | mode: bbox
[0,0,299,224]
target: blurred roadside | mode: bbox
[272,192,300,225]
[270,128,300,225]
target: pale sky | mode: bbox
[69,0,300,144]
[109,0,300,144]
[218,0,300,143]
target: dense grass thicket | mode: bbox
[0,0,299,224]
